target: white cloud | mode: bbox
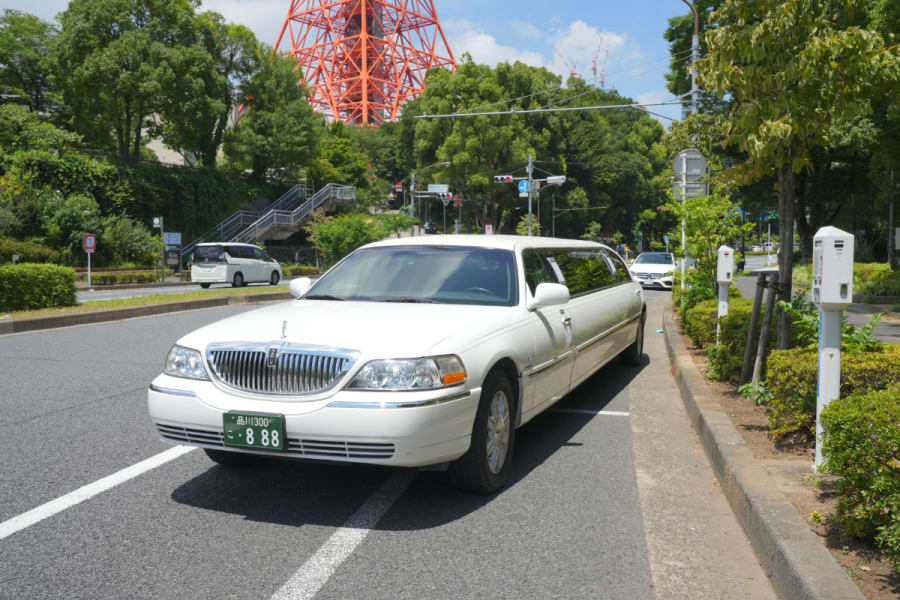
[198,0,289,47]
[443,19,546,68]
[510,21,542,40]
[547,21,627,86]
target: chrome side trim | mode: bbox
[150,384,197,398]
[576,312,643,353]
[328,391,471,409]
[525,355,570,378]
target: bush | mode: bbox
[705,344,738,381]
[860,271,900,297]
[0,263,76,311]
[821,387,900,572]
[767,345,900,440]
[0,236,58,264]
[684,296,752,350]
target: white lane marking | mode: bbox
[270,470,416,600]
[0,445,196,540]
[549,408,630,417]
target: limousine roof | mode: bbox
[365,235,610,252]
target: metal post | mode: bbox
[552,194,556,238]
[87,251,91,287]
[681,0,700,116]
[443,201,447,234]
[159,217,165,282]
[409,172,416,237]
[815,310,842,468]
[527,153,534,236]
[890,169,896,270]
[717,282,729,344]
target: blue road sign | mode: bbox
[664,235,670,243]
[517,180,530,194]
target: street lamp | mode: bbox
[409,161,450,236]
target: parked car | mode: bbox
[191,243,282,289]
[149,236,646,493]
[629,252,676,290]
[423,220,438,234]
[751,245,763,252]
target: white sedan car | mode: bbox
[148,236,646,493]
[629,252,676,290]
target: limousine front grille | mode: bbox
[155,425,395,460]
[206,343,358,396]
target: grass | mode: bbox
[1,285,290,321]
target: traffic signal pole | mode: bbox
[527,154,534,236]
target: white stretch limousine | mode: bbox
[148,236,646,493]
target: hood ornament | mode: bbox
[281,320,288,339]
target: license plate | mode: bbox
[223,412,284,451]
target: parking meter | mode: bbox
[812,226,854,469]
[715,245,734,343]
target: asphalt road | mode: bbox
[0,293,774,599]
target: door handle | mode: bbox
[635,289,642,296]
[562,315,572,326]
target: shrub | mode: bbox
[93,273,118,285]
[767,345,900,440]
[0,236,58,264]
[860,271,900,297]
[821,387,900,572]
[684,296,753,350]
[283,265,320,277]
[0,263,76,311]
[705,344,738,381]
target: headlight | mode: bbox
[165,345,209,380]
[347,355,466,391]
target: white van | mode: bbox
[191,243,283,288]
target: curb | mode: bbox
[661,307,865,600]
[0,292,292,336]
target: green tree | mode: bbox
[663,0,728,114]
[304,210,413,267]
[0,10,57,113]
[0,104,80,152]
[696,0,900,348]
[40,193,103,264]
[224,47,322,183]
[155,13,260,167]
[55,0,199,163]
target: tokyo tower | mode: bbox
[275,0,456,125]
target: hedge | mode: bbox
[859,270,900,297]
[283,265,321,277]
[683,293,751,349]
[90,272,157,285]
[767,344,900,440]
[0,236,59,264]
[0,263,76,311]
[821,386,900,573]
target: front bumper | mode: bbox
[147,374,480,467]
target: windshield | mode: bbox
[634,253,674,265]
[306,246,518,306]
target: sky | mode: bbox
[6,0,690,123]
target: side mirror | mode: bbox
[289,277,313,298]
[527,283,570,310]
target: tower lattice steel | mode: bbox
[275,0,455,125]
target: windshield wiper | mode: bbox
[304,294,346,301]
[382,297,442,304]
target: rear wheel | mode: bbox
[449,371,515,494]
[270,271,280,285]
[204,448,258,467]
[621,312,645,366]
[231,272,244,288]
[199,283,211,289]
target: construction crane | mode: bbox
[550,43,583,79]
[591,41,609,90]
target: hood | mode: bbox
[178,299,516,358]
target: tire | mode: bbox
[204,448,258,467]
[231,272,244,288]
[200,283,211,289]
[620,312,645,366]
[270,271,280,286]
[449,370,516,494]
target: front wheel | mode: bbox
[449,371,515,494]
[199,283,211,289]
[270,271,280,285]
[204,448,258,467]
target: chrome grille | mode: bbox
[206,343,358,395]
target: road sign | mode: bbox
[394,182,403,192]
[485,224,493,235]
[164,232,182,246]
[517,180,530,194]
[427,184,449,193]
[152,217,163,229]
[82,234,96,253]
[664,235,670,243]
[166,248,180,266]
[673,149,708,199]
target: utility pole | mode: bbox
[527,153,534,236]
[890,169,896,270]
[681,152,687,289]
[682,0,700,116]
[410,173,417,236]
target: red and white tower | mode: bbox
[275,0,455,125]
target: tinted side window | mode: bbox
[194,245,224,262]
[522,249,555,294]
[541,249,616,296]
[253,248,267,261]
[602,249,632,284]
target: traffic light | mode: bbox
[437,192,453,201]
[493,175,514,184]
